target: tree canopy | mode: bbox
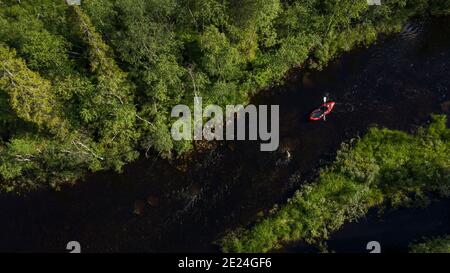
[0,0,446,192]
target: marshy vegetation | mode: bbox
[221,115,450,253]
[410,235,450,253]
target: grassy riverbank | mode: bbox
[410,235,450,253]
[220,115,450,253]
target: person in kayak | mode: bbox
[309,96,336,121]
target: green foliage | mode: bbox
[429,0,450,16]
[0,43,60,130]
[0,0,443,192]
[410,235,450,253]
[199,26,243,80]
[221,116,450,253]
[0,135,88,192]
[0,1,73,78]
[69,6,140,171]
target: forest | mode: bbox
[0,0,449,192]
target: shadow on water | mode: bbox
[326,198,450,253]
[0,17,449,252]
[283,198,450,253]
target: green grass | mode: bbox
[410,235,450,253]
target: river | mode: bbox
[0,17,449,253]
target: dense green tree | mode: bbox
[0,43,60,130]
[229,0,281,59]
[0,0,445,192]
[69,6,140,170]
[176,0,229,32]
[198,26,243,80]
[0,1,74,78]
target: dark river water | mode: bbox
[0,17,449,253]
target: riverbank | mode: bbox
[1,1,446,192]
[220,115,450,253]
[1,15,449,253]
[326,198,450,253]
[410,235,450,253]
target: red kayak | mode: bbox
[309,101,336,121]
